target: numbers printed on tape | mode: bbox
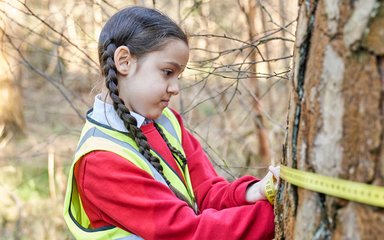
[264,177,276,205]
[280,165,384,208]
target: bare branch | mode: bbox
[0,27,85,120]
[17,0,99,68]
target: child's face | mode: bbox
[118,39,189,119]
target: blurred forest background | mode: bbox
[0,0,297,239]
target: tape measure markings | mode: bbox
[264,177,276,205]
[280,165,384,208]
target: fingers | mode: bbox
[268,166,280,178]
[268,165,280,189]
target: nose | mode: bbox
[167,77,180,95]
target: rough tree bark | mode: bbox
[276,0,384,239]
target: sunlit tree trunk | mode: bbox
[238,0,272,166]
[278,0,292,64]
[275,0,384,239]
[0,2,25,148]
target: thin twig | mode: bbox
[17,0,99,68]
[1,28,85,120]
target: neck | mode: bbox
[100,89,114,104]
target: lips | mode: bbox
[161,99,169,107]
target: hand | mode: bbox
[245,165,280,203]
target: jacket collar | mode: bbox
[88,94,146,132]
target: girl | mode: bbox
[63,6,280,240]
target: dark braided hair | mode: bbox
[154,123,187,168]
[98,6,197,212]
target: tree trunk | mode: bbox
[0,77,24,147]
[276,0,384,239]
[0,2,25,148]
[238,0,272,165]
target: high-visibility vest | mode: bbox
[63,108,197,240]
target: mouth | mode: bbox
[161,99,170,107]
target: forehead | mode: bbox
[140,39,189,67]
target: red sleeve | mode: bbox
[75,151,275,240]
[171,109,259,209]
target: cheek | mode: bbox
[146,80,166,95]
[117,83,140,110]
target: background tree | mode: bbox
[276,0,384,239]
[0,1,25,149]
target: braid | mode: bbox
[102,39,196,212]
[103,39,166,177]
[154,122,187,168]
[154,122,198,213]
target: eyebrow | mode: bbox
[165,61,186,71]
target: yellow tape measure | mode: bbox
[264,177,276,205]
[280,165,384,208]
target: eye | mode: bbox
[162,69,173,76]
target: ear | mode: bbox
[114,46,132,76]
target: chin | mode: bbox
[146,111,163,120]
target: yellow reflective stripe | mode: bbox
[76,123,194,203]
[154,109,196,203]
[151,150,194,204]
[78,136,195,207]
[182,165,195,201]
[63,162,91,231]
[155,124,186,165]
[164,109,196,202]
[80,123,193,195]
[160,108,182,141]
[64,157,133,239]
[79,138,154,174]
[156,114,179,142]
[79,136,169,186]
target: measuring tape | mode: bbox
[264,177,276,205]
[280,165,384,208]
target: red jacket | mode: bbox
[74,110,274,239]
